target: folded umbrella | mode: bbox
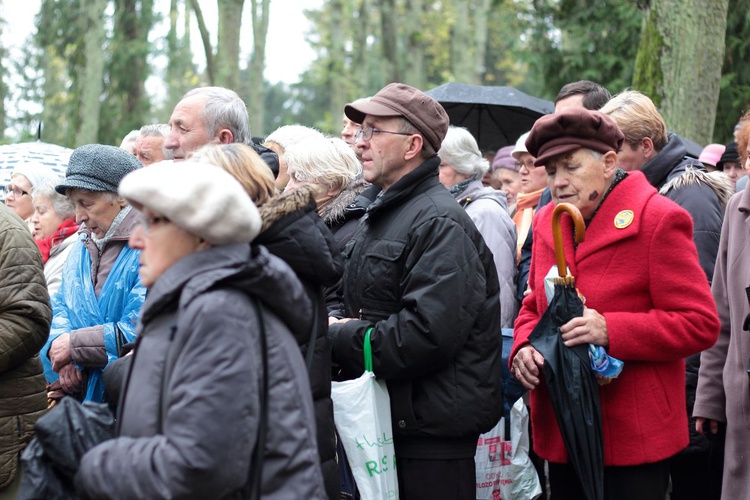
[528,203,604,500]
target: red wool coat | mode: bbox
[512,170,720,466]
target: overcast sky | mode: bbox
[0,0,320,85]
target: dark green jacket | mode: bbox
[0,204,51,489]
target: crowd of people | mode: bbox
[0,79,748,500]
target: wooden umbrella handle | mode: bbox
[552,203,586,278]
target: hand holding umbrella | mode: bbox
[526,202,605,500]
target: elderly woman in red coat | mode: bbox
[510,108,720,500]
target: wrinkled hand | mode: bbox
[695,417,719,437]
[560,307,609,348]
[58,363,83,394]
[511,344,546,390]
[50,333,73,372]
[46,381,66,402]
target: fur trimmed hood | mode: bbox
[659,166,735,211]
[319,178,370,226]
[258,184,317,233]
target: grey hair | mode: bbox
[263,125,325,153]
[587,149,603,161]
[438,126,489,177]
[119,130,139,151]
[284,136,362,193]
[139,123,170,138]
[139,124,173,160]
[32,181,76,219]
[182,87,251,145]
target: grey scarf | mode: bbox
[92,205,132,251]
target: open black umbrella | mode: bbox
[528,203,604,500]
[424,82,554,151]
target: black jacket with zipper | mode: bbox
[329,156,503,459]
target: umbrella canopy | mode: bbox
[0,140,72,195]
[424,82,554,151]
[528,203,604,500]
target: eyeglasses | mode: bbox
[354,126,414,143]
[3,186,29,198]
[515,159,536,170]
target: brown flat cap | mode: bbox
[344,83,449,152]
[525,108,624,166]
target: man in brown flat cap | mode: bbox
[329,83,503,499]
[510,108,719,499]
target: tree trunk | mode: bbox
[380,0,399,83]
[0,17,6,139]
[216,0,244,89]
[328,0,348,125]
[403,0,425,88]
[106,0,153,145]
[76,0,106,145]
[247,0,269,137]
[633,0,729,144]
[472,0,491,84]
[352,0,369,91]
[189,0,215,84]
[451,0,472,83]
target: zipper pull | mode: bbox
[359,309,363,320]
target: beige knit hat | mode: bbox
[118,160,262,245]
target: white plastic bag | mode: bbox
[475,398,542,499]
[332,329,399,500]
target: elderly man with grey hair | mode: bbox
[165,86,278,172]
[134,124,172,166]
[40,144,146,405]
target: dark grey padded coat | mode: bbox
[77,243,326,499]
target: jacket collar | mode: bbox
[536,171,658,276]
[139,243,312,339]
[456,180,509,212]
[367,156,441,215]
[641,133,690,187]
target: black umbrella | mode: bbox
[528,203,604,500]
[424,82,554,151]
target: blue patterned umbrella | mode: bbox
[0,140,72,199]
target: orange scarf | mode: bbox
[513,188,545,261]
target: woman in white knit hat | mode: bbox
[5,163,60,232]
[76,160,326,500]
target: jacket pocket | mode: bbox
[361,240,407,304]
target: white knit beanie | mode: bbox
[12,163,61,189]
[118,160,262,245]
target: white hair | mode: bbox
[263,125,325,153]
[284,136,362,193]
[32,180,75,219]
[438,126,489,177]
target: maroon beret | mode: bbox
[344,83,449,152]
[525,108,624,166]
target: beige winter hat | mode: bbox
[118,160,262,245]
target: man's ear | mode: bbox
[217,129,234,145]
[403,134,424,161]
[641,136,655,159]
